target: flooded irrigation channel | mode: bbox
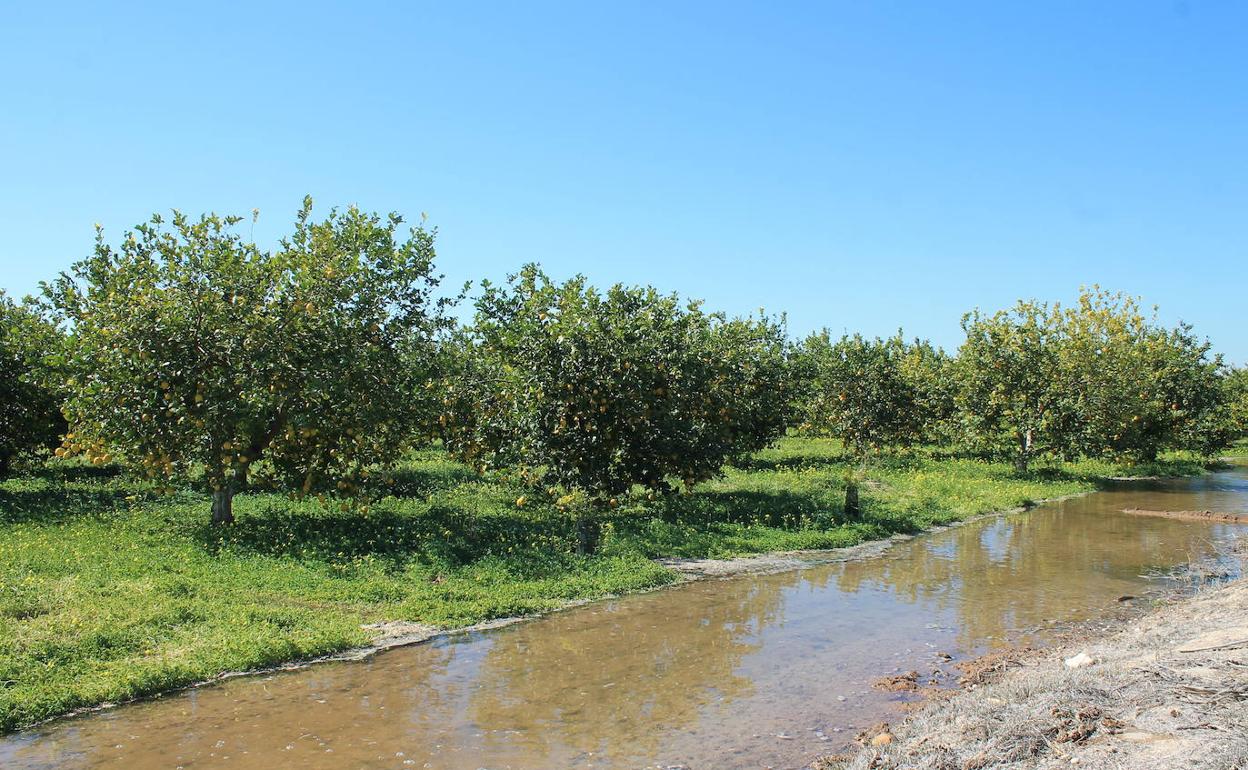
[4,468,1247,769]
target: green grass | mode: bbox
[0,438,1213,732]
[1223,439,1248,459]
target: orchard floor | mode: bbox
[0,438,1216,733]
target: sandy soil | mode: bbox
[1122,508,1248,523]
[820,578,1248,770]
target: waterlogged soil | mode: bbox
[4,469,1247,770]
[1121,507,1248,523]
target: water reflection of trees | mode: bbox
[467,573,800,764]
[836,499,1236,647]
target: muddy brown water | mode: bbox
[4,468,1247,770]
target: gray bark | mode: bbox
[844,482,861,519]
[1014,429,1034,474]
[575,516,601,556]
[211,486,235,525]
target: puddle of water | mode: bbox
[3,468,1246,770]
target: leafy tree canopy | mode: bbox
[794,331,935,456]
[440,265,792,551]
[1060,287,1226,461]
[0,292,66,475]
[47,198,454,522]
[956,299,1079,471]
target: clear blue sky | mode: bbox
[2,2,1244,363]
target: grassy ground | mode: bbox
[0,437,1213,733]
[1224,438,1248,458]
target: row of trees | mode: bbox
[2,201,1246,550]
[794,288,1240,472]
[959,290,1231,470]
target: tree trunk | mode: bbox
[575,516,601,556]
[1014,429,1033,474]
[211,486,235,525]
[844,482,860,520]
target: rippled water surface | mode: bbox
[4,468,1246,770]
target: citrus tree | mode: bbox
[956,300,1079,472]
[440,265,792,553]
[1225,366,1248,441]
[899,338,958,445]
[0,293,66,476]
[47,198,453,523]
[1132,323,1227,459]
[1061,287,1227,461]
[793,331,922,456]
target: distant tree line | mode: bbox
[2,201,1245,552]
[796,288,1239,472]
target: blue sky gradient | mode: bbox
[2,1,1244,362]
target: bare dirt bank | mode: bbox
[1123,508,1248,523]
[823,578,1248,770]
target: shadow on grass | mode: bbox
[196,479,858,569]
[644,487,846,529]
[382,461,478,499]
[196,494,574,570]
[0,477,134,526]
[1019,456,1216,489]
[729,451,852,473]
[732,443,1006,473]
